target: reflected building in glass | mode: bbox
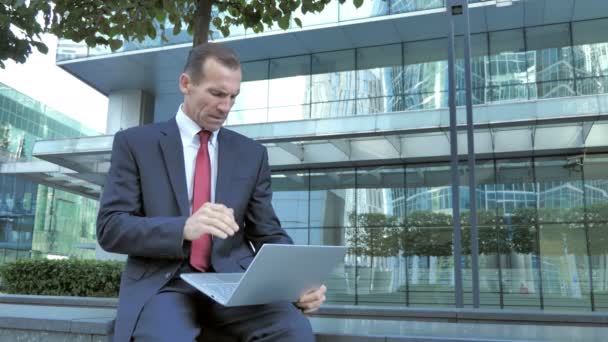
[43,1,608,312]
[0,84,100,263]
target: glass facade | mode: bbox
[0,84,100,263]
[46,1,608,315]
[272,154,608,312]
[223,18,608,125]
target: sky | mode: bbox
[0,34,108,134]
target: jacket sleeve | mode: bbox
[244,146,294,251]
[96,130,187,259]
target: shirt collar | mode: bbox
[176,105,219,147]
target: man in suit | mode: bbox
[97,42,326,341]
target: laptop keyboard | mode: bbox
[205,283,239,302]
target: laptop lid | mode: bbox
[181,244,347,306]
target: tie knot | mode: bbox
[198,130,211,145]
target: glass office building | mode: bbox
[0,84,100,263]
[25,0,608,312]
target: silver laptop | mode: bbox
[180,244,346,306]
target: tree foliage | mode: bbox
[348,212,401,259]
[1,0,365,68]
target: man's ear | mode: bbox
[179,73,191,95]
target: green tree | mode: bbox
[509,207,537,254]
[347,212,401,262]
[0,124,10,151]
[460,210,510,255]
[1,0,366,68]
[401,211,453,257]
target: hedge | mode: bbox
[0,259,123,297]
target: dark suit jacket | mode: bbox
[96,118,292,342]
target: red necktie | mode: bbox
[190,130,212,271]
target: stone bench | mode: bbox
[2,295,608,341]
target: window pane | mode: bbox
[583,154,608,311]
[404,39,448,94]
[572,18,608,95]
[320,227,355,305]
[271,171,309,228]
[404,91,448,110]
[357,96,406,115]
[234,61,269,111]
[540,223,591,311]
[311,100,356,119]
[535,158,584,224]
[495,158,541,309]
[455,33,488,91]
[310,169,356,228]
[357,44,403,98]
[226,109,267,125]
[488,29,530,103]
[268,104,310,122]
[311,50,356,103]
[526,24,575,98]
[269,56,310,108]
[356,166,405,224]
[405,164,455,307]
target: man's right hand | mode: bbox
[183,203,239,241]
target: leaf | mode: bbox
[220,25,230,37]
[278,15,290,30]
[172,20,182,35]
[147,22,157,39]
[353,0,364,8]
[84,36,96,47]
[294,17,302,28]
[212,16,222,28]
[156,10,167,23]
[32,41,49,54]
[109,39,123,51]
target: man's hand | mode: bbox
[183,203,239,241]
[295,285,327,314]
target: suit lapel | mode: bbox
[159,118,189,216]
[215,128,236,207]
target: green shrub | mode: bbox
[0,259,123,297]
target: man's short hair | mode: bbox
[184,43,240,84]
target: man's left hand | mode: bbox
[295,284,327,314]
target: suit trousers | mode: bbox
[131,264,315,342]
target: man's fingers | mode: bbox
[299,291,322,304]
[204,217,237,237]
[299,285,327,302]
[198,204,239,231]
[203,225,229,239]
[297,295,326,313]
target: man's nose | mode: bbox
[217,98,232,113]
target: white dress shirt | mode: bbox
[175,106,219,215]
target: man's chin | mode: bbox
[203,122,224,131]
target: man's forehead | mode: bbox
[202,57,241,73]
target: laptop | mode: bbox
[180,244,347,306]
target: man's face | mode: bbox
[180,57,241,131]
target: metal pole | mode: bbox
[446,0,463,308]
[461,0,480,309]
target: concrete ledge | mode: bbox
[313,304,608,327]
[309,317,608,342]
[2,296,608,341]
[0,294,117,308]
[0,304,115,335]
